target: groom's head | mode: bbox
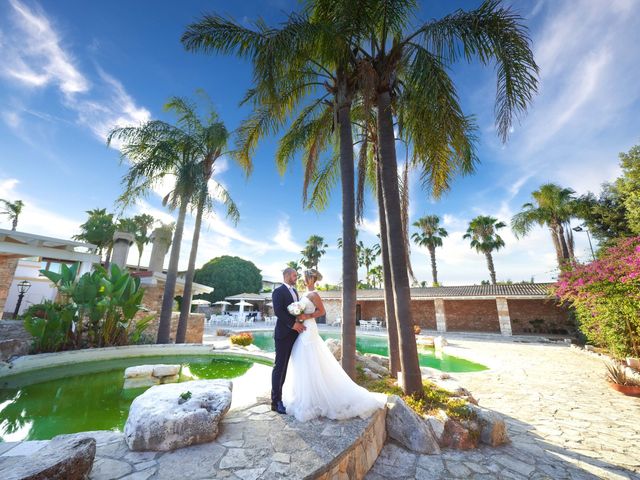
[282,267,297,286]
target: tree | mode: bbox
[464,216,506,285]
[357,241,380,286]
[575,186,633,248]
[616,144,640,235]
[0,199,24,231]
[74,208,116,262]
[132,214,155,270]
[194,256,262,303]
[300,235,328,270]
[162,96,241,344]
[412,215,448,286]
[182,4,367,380]
[369,265,383,289]
[108,119,201,344]
[511,183,576,266]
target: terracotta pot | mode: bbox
[626,357,640,370]
[609,382,640,397]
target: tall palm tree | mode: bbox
[511,183,576,267]
[74,208,116,262]
[163,97,241,344]
[182,8,367,378]
[0,199,24,231]
[464,216,506,285]
[412,215,448,286]
[357,241,380,286]
[348,0,538,394]
[300,235,328,270]
[108,120,201,344]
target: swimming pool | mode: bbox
[0,354,271,442]
[251,331,487,373]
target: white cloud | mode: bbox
[272,217,303,253]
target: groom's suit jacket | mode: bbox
[272,284,299,340]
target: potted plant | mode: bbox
[605,361,640,396]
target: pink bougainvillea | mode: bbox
[552,237,640,358]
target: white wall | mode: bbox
[4,258,58,316]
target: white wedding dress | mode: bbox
[282,291,386,422]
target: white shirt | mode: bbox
[285,283,298,301]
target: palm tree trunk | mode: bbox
[11,217,17,231]
[104,245,113,272]
[485,252,497,285]
[157,200,188,344]
[557,222,570,260]
[337,81,357,380]
[377,89,422,395]
[549,226,563,267]
[565,223,575,260]
[377,163,400,377]
[176,196,205,343]
[429,246,438,285]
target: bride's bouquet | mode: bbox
[287,296,313,316]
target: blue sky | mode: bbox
[1,0,639,285]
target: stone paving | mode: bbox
[367,338,640,480]
[1,401,385,480]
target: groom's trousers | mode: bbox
[271,333,298,405]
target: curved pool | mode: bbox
[251,331,487,373]
[0,354,272,442]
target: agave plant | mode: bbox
[605,361,640,386]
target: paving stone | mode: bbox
[119,468,157,480]
[219,448,249,469]
[90,457,133,479]
[154,442,226,480]
[134,460,157,471]
[272,452,291,464]
[233,467,265,480]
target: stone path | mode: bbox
[367,339,640,480]
[1,401,384,480]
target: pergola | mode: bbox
[0,229,100,314]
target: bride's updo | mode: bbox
[303,269,323,283]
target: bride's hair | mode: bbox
[303,269,323,282]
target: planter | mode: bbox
[626,357,640,371]
[609,382,640,397]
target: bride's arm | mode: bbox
[300,292,326,320]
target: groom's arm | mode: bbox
[272,288,296,329]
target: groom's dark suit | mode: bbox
[271,283,299,407]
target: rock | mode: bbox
[0,436,96,480]
[434,336,448,349]
[152,365,180,377]
[357,354,389,376]
[325,338,341,360]
[363,353,389,369]
[125,365,155,378]
[385,395,440,454]
[584,344,596,352]
[159,374,180,384]
[428,378,472,398]
[469,404,509,446]
[0,338,30,362]
[123,377,160,390]
[417,336,435,348]
[362,368,382,380]
[441,418,479,450]
[424,410,448,446]
[124,379,232,451]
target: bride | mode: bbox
[282,269,386,422]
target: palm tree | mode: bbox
[74,208,116,262]
[162,97,241,344]
[511,183,576,267]
[130,214,155,270]
[300,235,328,271]
[357,241,380,286]
[369,265,383,289]
[182,8,365,378]
[412,215,448,286]
[464,216,506,285]
[350,0,538,394]
[0,199,24,231]
[108,120,201,344]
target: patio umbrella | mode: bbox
[191,299,211,305]
[235,300,253,315]
[213,300,232,312]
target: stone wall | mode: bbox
[323,298,342,323]
[0,256,20,316]
[360,300,385,322]
[411,300,437,329]
[444,299,500,332]
[0,319,31,361]
[508,299,575,335]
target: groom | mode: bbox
[271,267,306,414]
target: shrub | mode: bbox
[24,263,151,353]
[413,325,422,335]
[553,236,640,358]
[230,332,253,346]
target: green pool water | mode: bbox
[252,331,487,373]
[0,355,271,442]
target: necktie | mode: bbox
[290,287,298,301]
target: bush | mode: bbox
[553,237,640,358]
[230,332,253,346]
[23,263,151,353]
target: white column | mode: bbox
[434,298,447,332]
[78,261,93,276]
[496,297,512,336]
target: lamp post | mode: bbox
[13,280,31,318]
[572,225,595,260]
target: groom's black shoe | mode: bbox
[271,401,287,414]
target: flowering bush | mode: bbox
[230,332,253,347]
[553,237,640,358]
